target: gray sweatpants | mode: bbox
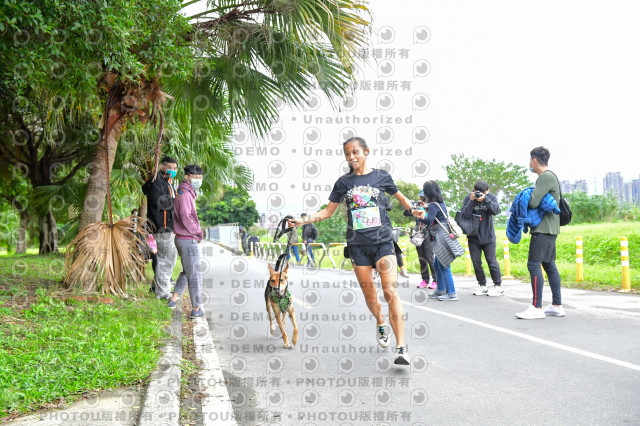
[154,232,178,299]
[172,238,202,308]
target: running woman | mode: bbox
[289,136,415,365]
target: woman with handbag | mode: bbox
[412,180,461,300]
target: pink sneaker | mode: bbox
[428,281,437,289]
[417,280,429,288]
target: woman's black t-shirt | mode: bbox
[328,169,398,246]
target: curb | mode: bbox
[193,315,237,426]
[137,303,182,426]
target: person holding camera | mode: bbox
[461,181,503,296]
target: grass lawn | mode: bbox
[0,251,173,419]
[277,222,639,291]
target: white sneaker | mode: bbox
[515,305,546,319]
[544,304,566,317]
[377,322,390,348]
[473,285,488,296]
[488,286,504,297]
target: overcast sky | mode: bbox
[184,1,640,217]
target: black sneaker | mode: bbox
[393,346,410,365]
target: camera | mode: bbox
[473,191,484,198]
[411,200,424,211]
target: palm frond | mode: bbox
[64,217,147,296]
[32,183,86,219]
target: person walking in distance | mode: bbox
[289,136,416,365]
[239,225,249,255]
[516,147,566,319]
[462,181,504,296]
[142,156,179,300]
[300,213,318,266]
[286,224,301,265]
[167,165,205,319]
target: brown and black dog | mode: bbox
[265,262,299,349]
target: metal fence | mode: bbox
[207,223,240,252]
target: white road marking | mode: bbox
[402,300,640,371]
[194,317,238,426]
[292,295,314,309]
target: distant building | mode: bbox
[573,180,588,193]
[632,177,640,206]
[603,172,624,202]
[561,179,589,194]
[623,182,633,204]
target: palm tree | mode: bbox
[64,0,370,295]
[78,0,370,229]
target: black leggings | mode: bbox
[527,260,561,308]
[415,239,435,282]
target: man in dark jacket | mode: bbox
[461,181,503,296]
[142,156,178,300]
[300,213,318,266]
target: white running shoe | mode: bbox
[544,304,566,317]
[377,322,390,348]
[515,304,546,319]
[473,285,488,296]
[393,346,410,365]
[488,286,505,297]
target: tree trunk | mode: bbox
[15,210,29,254]
[138,196,148,230]
[78,115,125,230]
[39,211,58,254]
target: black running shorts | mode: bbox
[347,241,396,267]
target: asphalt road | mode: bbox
[200,242,640,425]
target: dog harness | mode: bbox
[270,286,292,312]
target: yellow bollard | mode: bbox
[250,241,254,257]
[576,236,583,282]
[464,237,472,276]
[620,236,631,292]
[502,238,513,279]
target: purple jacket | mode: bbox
[174,181,203,241]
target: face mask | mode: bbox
[529,167,535,173]
[165,169,177,179]
[190,178,202,190]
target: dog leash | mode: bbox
[272,215,294,301]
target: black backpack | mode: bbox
[549,171,572,226]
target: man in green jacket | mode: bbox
[516,147,566,319]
